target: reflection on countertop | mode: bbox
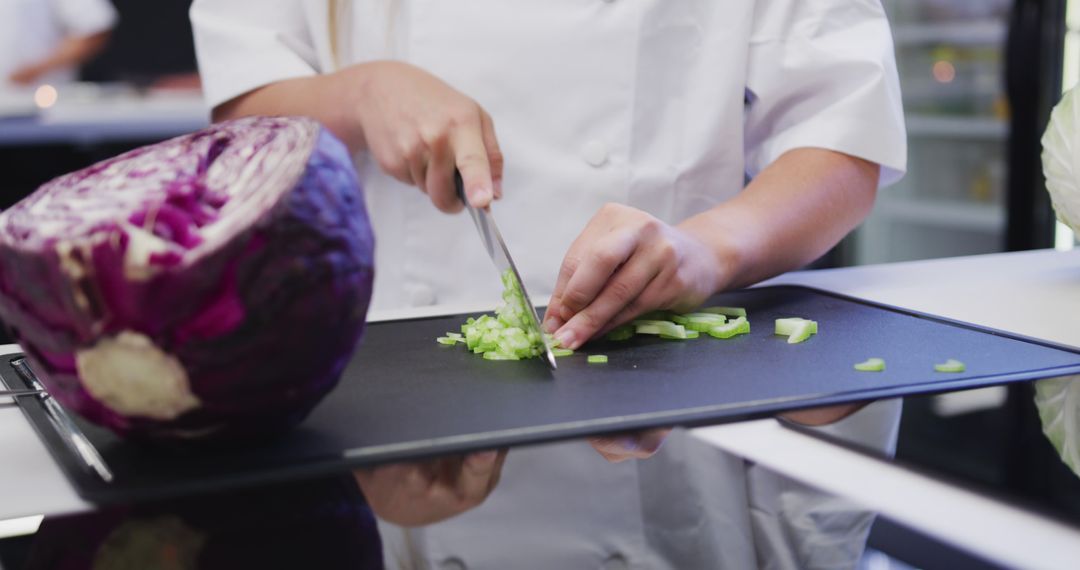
[0,476,383,570]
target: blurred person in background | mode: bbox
[1,0,117,88]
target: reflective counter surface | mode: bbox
[3,376,1080,570]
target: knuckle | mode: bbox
[420,125,449,148]
[488,149,505,171]
[575,309,604,332]
[599,202,623,217]
[590,248,619,268]
[563,288,592,310]
[606,279,637,305]
[448,101,481,128]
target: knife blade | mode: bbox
[455,172,557,370]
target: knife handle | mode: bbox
[453,170,467,206]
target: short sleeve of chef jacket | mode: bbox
[190,0,320,110]
[744,0,907,187]
[52,0,117,37]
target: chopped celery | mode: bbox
[441,269,549,360]
[774,317,818,336]
[552,348,574,357]
[587,354,608,364]
[934,359,966,373]
[854,358,885,372]
[774,317,817,343]
[701,306,746,318]
[605,325,635,341]
[786,320,814,344]
[707,316,749,339]
[635,324,663,335]
[633,320,686,337]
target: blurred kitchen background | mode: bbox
[0,0,1077,261]
[0,0,205,211]
[2,3,1080,569]
[853,0,1078,264]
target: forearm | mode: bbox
[680,147,880,291]
[213,69,364,151]
[33,32,110,73]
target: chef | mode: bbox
[0,0,116,87]
[191,0,907,567]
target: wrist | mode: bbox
[677,214,748,293]
[327,63,383,151]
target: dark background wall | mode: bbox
[81,0,198,84]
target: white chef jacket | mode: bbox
[0,0,117,87]
[191,1,907,567]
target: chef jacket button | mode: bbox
[582,139,609,167]
[409,284,437,306]
[440,557,466,570]
[600,553,628,570]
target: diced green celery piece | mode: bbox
[786,320,814,344]
[635,324,662,335]
[702,306,746,318]
[446,332,463,339]
[587,354,608,364]
[605,325,635,341]
[854,358,885,372]
[934,359,966,373]
[684,322,711,332]
[436,337,458,345]
[707,320,743,339]
[684,330,700,339]
[483,351,519,361]
[686,313,727,323]
[632,320,684,337]
[670,314,689,324]
[775,317,817,336]
[552,348,574,357]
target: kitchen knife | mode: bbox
[455,172,557,370]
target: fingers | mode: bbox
[588,428,672,463]
[544,211,616,333]
[554,254,659,350]
[480,110,504,200]
[351,449,507,528]
[450,112,495,210]
[424,138,460,213]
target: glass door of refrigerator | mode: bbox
[856,0,1013,264]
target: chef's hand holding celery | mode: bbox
[214,61,502,212]
[543,149,880,350]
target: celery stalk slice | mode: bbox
[701,306,746,317]
[587,354,608,364]
[552,348,574,357]
[605,325,635,341]
[707,316,749,339]
[786,320,814,344]
[854,358,885,372]
[775,317,818,336]
[934,359,966,373]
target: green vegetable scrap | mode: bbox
[774,317,818,344]
[707,316,750,339]
[587,354,608,364]
[440,269,550,360]
[854,358,885,372]
[440,298,753,360]
[934,359,966,373]
[605,325,635,341]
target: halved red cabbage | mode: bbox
[0,116,375,440]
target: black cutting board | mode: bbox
[6,285,1080,504]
